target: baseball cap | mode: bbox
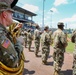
[0,2,14,14]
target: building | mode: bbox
[13,6,37,31]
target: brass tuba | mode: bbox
[0,20,24,75]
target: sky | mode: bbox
[17,0,76,29]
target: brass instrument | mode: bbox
[9,20,22,44]
[0,52,24,75]
[0,20,24,75]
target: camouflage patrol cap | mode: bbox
[0,2,14,14]
[44,26,49,30]
[20,32,24,35]
[0,0,18,8]
[36,25,39,29]
[57,22,64,26]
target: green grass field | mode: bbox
[66,41,74,53]
[66,34,74,53]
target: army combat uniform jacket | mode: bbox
[53,28,67,71]
[71,29,76,75]
[34,29,40,41]
[0,23,23,68]
[41,31,50,63]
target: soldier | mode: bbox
[0,2,23,68]
[53,22,67,75]
[24,28,28,48]
[17,32,25,45]
[27,29,33,51]
[34,25,41,57]
[41,26,51,64]
[49,29,53,45]
[71,29,76,75]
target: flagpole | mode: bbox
[42,0,45,28]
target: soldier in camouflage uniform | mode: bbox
[71,29,76,75]
[27,29,33,51]
[49,29,53,45]
[53,22,67,75]
[41,26,51,64]
[24,29,28,48]
[34,25,40,57]
[0,2,23,68]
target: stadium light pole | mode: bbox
[50,10,53,28]
[42,0,45,28]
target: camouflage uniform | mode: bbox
[71,29,76,75]
[0,23,23,68]
[41,26,50,64]
[53,22,67,75]
[0,2,23,68]
[27,29,33,51]
[49,30,53,45]
[24,30,27,48]
[34,26,40,56]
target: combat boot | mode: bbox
[53,70,59,75]
[35,54,38,57]
[28,49,31,52]
[59,73,64,75]
[42,61,47,65]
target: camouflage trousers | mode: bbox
[73,50,76,75]
[34,41,40,55]
[27,41,32,51]
[42,46,50,63]
[53,48,64,72]
[24,38,27,47]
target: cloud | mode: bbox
[59,14,76,29]
[22,4,39,13]
[54,0,76,6]
[54,0,68,6]
[59,14,76,23]
[50,7,58,13]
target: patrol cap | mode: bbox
[0,0,18,8]
[57,22,64,26]
[44,26,49,30]
[27,29,31,32]
[36,25,39,29]
[0,2,14,14]
[20,32,24,35]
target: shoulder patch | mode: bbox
[2,39,10,48]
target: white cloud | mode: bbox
[59,14,76,29]
[54,0,76,6]
[22,4,39,13]
[50,7,58,13]
[54,0,68,6]
[59,14,76,23]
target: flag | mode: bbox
[2,39,10,48]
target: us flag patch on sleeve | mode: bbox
[2,39,10,48]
